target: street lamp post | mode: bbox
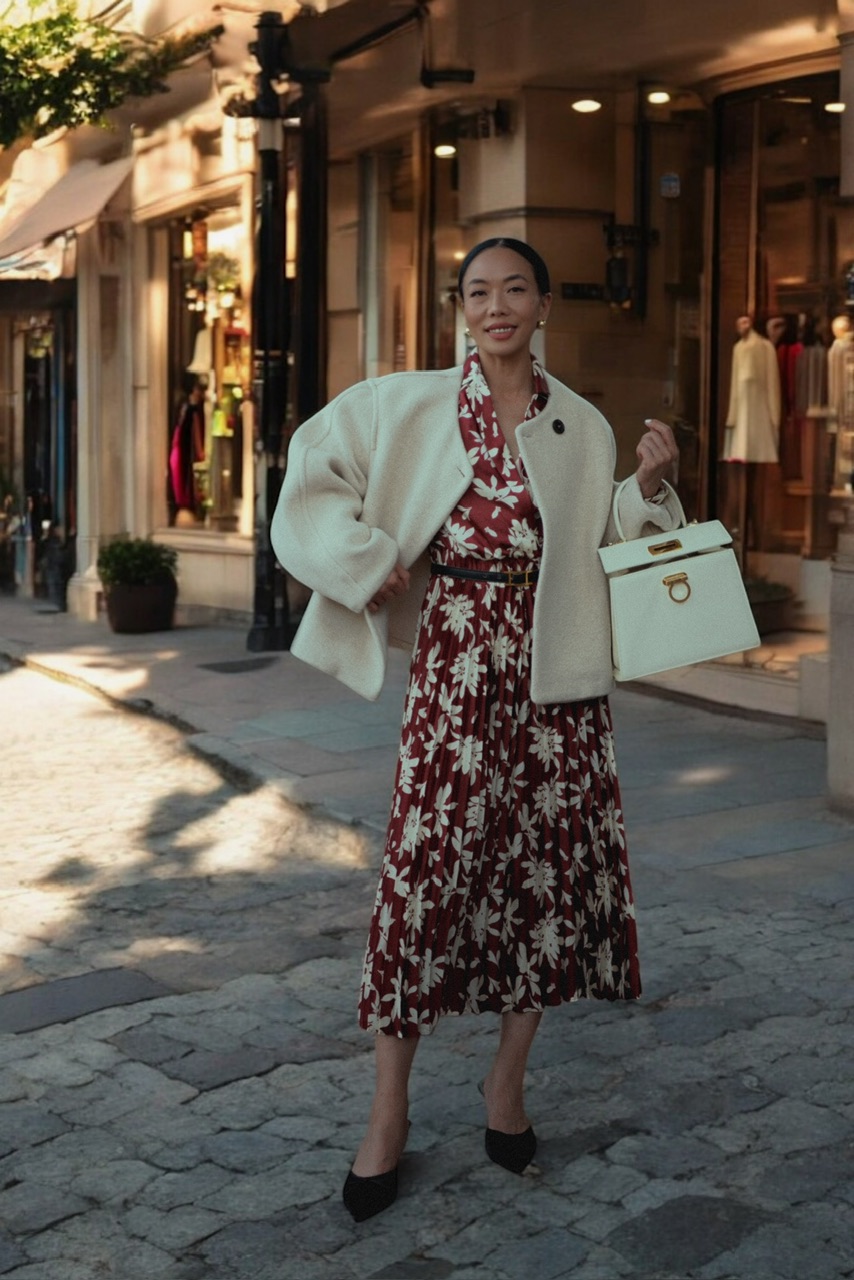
[247,10,292,652]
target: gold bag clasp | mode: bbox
[663,571,691,603]
[649,538,683,556]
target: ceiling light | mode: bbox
[647,89,671,105]
[825,101,846,113]
[572,98,602,114]
[434,143,457,158]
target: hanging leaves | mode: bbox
[0,2,222,148]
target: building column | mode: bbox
[827,499,854,814]
[840,30,854,197]
[827,19,854,807]
[66,230,102,621]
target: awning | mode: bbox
[0,155,133,266]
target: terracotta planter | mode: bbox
[105,580,177,634]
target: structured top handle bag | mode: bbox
[597,480,760,682]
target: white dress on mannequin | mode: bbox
[827,317,854,428]
[724,328,781,463]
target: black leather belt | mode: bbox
[431,563,539,587]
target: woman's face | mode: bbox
[460,246,551,358]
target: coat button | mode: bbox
[552,419,565,434]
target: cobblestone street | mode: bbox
[1,648,853,1280]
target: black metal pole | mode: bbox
[294,83,328,424]
[248,10,292,651]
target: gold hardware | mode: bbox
[663,571,691,603]
[649,538,683,556]
[512,568,535,587]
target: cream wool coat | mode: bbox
[271,366,681,702]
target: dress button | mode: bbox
[552,419,565,434]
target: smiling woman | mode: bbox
[270,234,682,1222]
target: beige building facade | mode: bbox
[2,0,854,643]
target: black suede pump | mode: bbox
[484,1124,537,1174]
[342,1165,399,1222]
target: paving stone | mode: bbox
[482,1226,589,1279]
[0,1104,68,1153]
[371,1259,455,1279]
[699,1211,854,1280]
[49,1204,186,1272]
[140,1162,233,1210]
[124,1204,229,1251]
[109,1024,196,1066]
[69,1158,159,1204]
[606,1194,775,1272]
[160,1047,279,1091]
[9,1048,100,1089]
[699,1098,852,1157]
[198,1221,304,1274]
[607,1132,725,1178]
[203,1168,329,1217]
[0,969,175,1034]
[49,1061,198,1126]
[0,1234,26,1275]
[196,1128,292,1173]
[188,1077,277,1130]
[0,1181,89,1234]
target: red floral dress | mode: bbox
[358,352,640,1036]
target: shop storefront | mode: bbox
[132,116,258,621]
[714,70,850,624]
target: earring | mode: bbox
[537,319,546,329]
[464,327,472,336]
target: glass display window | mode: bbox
[167,206,250,531]
[715,72,849,559]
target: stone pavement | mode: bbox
[0,596,853,1280]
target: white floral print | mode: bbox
[358,352,640,1036]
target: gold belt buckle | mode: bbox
[513,567,534,587]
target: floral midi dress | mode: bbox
[358,352,640,1036]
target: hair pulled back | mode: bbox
[457,237,551,296]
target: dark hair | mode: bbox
[457,237,551,296]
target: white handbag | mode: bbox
[597,479,760,682]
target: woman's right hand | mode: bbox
[367,563,411,614]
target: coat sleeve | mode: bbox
[270,381,400,613]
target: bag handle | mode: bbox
[612,477,687,544]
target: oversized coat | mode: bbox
[270,366,682,703]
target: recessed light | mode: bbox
[434,143,457,158]
[647,89,671,105]
[825,101,846,113]
[572,98,602,114]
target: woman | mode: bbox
[271,238,680,1222]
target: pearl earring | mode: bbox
[464,327,472,336]
[537,319,546,329]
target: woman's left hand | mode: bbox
[635,418,679,499]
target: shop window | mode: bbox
[716,73,850,560]
[166,208,250,532]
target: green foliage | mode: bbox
[97,536,177,587]
[0,2,222,148]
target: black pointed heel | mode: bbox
[485,1124,537,1174]
[479,1081,536,1173]
[342,1165,399,1222]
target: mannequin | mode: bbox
[795,317,826,418]
[724,315,781,463]
[169,378,207,523]
[827,314,853,429]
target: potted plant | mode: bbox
[97,537,178,634]
[745,576,796,636]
